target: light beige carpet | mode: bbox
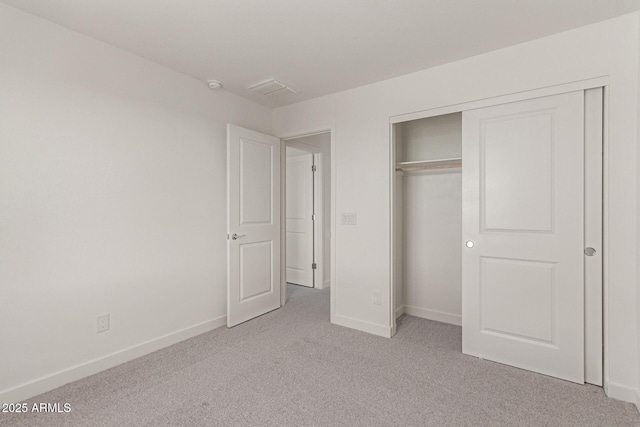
[2,284,639,426]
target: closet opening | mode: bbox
[392,112,463,329]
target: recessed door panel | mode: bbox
[286,232,306,270]
[241,138,273,225]
[483,113,554,233]
[481,257,555,343]
[462,91,584,383]
[240,241,273,301]
[286,160,306,220]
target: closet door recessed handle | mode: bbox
[465,240,475,248]
[584,247,596,256]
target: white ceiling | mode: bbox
[3,0,640,107]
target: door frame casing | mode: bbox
[389,76,607,386]
[279,128,336,323]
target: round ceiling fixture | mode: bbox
[207,80,223,90]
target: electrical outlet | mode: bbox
[97,314,110,333]
[341,212,357,225]
[373,291,383,306]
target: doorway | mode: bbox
[226,125,334,328]
[285,146,315,287]
[283,132,332,296]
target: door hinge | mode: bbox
[312,214,317,221]
[312,263,317,269]
[312,165,317,172]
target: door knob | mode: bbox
[584,247,596,256]
[231,233,246,240]
[465,240,475,248]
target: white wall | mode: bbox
[0,4,272,403]
[286,147,308,157]
[274,12,640,402]
[399,113,462,161]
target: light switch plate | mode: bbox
[341,212,357,225]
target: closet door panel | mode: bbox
[482,112,553,232]
[462,91,584,383]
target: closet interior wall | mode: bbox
[394,112,463,326]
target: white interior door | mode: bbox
[286,153,314,287]
[227,124,281,327]
[462,91,585,383]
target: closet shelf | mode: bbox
[395,158,462,172]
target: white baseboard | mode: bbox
[403,305,462,326]
[604,380,640,406]
[315,280,331,290]
[0,315,227,404]
[333,314,392,338]
[395,305,405,319]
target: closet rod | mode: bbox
[395,158,462,172]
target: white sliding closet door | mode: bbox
[461,91,585,383]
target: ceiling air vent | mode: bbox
[248,79,297,99]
